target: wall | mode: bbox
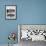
[0,0,46,44]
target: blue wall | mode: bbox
[0,0,46,44]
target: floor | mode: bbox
[0,40,46,46]
[0,44,18,46]
[19,39,46,46]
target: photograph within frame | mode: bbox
[18,24,46,42]
[5,5,16,20]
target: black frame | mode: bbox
[5,5,17,20]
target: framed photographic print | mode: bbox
[5,5,16,20]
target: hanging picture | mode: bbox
[5,5,16,20]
